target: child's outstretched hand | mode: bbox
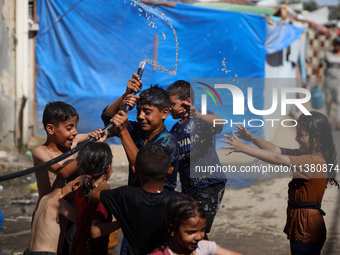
[125,73,142,95]
[111,110,129,135]
[221,131,245,155]
[234,124,253,142]
[88,129,107,143]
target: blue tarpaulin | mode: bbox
[36,0,268,143]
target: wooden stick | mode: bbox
[153,34,158,72]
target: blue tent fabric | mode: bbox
[265,20,305,55]
[36,0,267,143]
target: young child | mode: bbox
[166,80,227,235]
[90,143,180,255]
[221,111,339,255]
[32,101,106,254]
[101,73,179,191]
[24,177,82,255]
[71,142,120,255]
[150,194,242,255]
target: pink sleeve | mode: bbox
[197,240,216,255]
[91,202,109,222]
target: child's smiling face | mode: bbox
[51,116,78,148]
[170,216,206,253]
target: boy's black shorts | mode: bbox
[191,182,225,233]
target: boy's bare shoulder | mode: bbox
[33,145,45,159]
[32,145,59,166]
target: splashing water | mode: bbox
[221,58,231,74]
[129,0,178,76]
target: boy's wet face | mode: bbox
[169,95,186,120]
[52,116,78,148]
[136,104,167,133]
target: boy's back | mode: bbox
[29,189,63,253]
[91,143,180,255]
[26,178,80,254]
[100,186,179,255]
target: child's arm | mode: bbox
[59,198,76,222]
[233,124,281,153]
[221,132,290,166]
[215,244,243,255]
[182,101,223,127]
[72,129,108,148]
[102,74,141,138]
[110,110,139,167]
[89,180,111,203]
[33,129,107,179]
[91,220,120,239]
[33,147,78,179]
[103,73,142,116]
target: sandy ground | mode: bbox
[0,114,339,255]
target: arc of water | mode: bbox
[130,0,178,75]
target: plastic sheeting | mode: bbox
[265,20,305,55]
[36,0,267,142]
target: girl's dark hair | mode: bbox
[298,111,339,188]
[76,142,113,201]
[164,194,206,242]
[42,101,79,131]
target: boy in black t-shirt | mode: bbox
[101,73,179,191]
[89,143,179,255]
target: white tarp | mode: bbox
[301,6,329,25]
[256,0,279,8]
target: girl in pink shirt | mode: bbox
[150,194,242,255]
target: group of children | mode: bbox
[26,74,237,255]
[26,72,339,255]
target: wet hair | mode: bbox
[76,142,113,201]
[333,36,340,46]
[166,80,195,104]
[164,194,206,241]
[135,143,171,184]
[298,111,339,188]
[42,101,79,131]
[137,85,170,111]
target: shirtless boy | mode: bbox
[32,101,106,253]
[24,177,82,255]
